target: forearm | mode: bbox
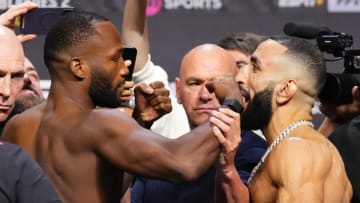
[122,0,149,72]
[132,108,153,129]
[173,123,220,180]
[215,166,249,203]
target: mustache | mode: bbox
[238,84,247,92]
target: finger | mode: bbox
[219,107,241,118]
[152,87,170,97]
[135,83,154,95]
[10,1,38,10]
[209,116,231,136]
[212,126,227,145]
[153,102,172,112]
[123,81,134,89]
[149,81,165,89]
[211,109,236,126]
[5,7,30,17]
[352,86,360,102]
[120,89,133,97]
[4,2,38,19]
[149,96,171,107]
[17,34,37,43]
[119,95,132,102]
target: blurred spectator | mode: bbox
[319,86,360,203]
[121,0,189,139]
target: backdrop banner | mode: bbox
[1,0,360,126]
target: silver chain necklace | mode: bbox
[247,120,314,184]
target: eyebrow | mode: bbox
[250,56,261,69]
[185,76,203,82]
[13,70,25,75]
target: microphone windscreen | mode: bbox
[283,22,331,39]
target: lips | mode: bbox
[194,107,218,113]
[0,105,11,112]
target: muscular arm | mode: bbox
[92,109,219,183]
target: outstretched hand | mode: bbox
[0,1,38,42]
[133,81,172,128]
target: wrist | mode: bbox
[132,109,153,129]
[216,164,238,180]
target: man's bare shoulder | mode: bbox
[6,102,47,127]
[2,102,46,147]
[90,108,137,126]
[268,131,335,183]
[81,108,144,139]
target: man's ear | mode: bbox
[276,80,297,105]
[175,77,182,104]
[70,57,86,79]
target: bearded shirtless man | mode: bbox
[214,36,352,203]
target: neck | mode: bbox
[262,107,313,145]
[47,80,95,111]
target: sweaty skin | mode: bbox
[2,19,242,203]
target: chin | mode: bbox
[0,114,9,123]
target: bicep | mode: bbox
[94,117,181,181]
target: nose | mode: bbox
[23,73,32,88]
[0,76,11,100]
[235,65,249,86]
[199,84,214,102]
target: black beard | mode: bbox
[89,69,121,108]
[241,84,274,130]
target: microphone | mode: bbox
[283,22,331,39]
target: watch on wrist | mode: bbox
[222,99,243,113]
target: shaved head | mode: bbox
[179,44,237,78]
[0,25,24,61]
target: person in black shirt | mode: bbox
[0,141,61,203]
